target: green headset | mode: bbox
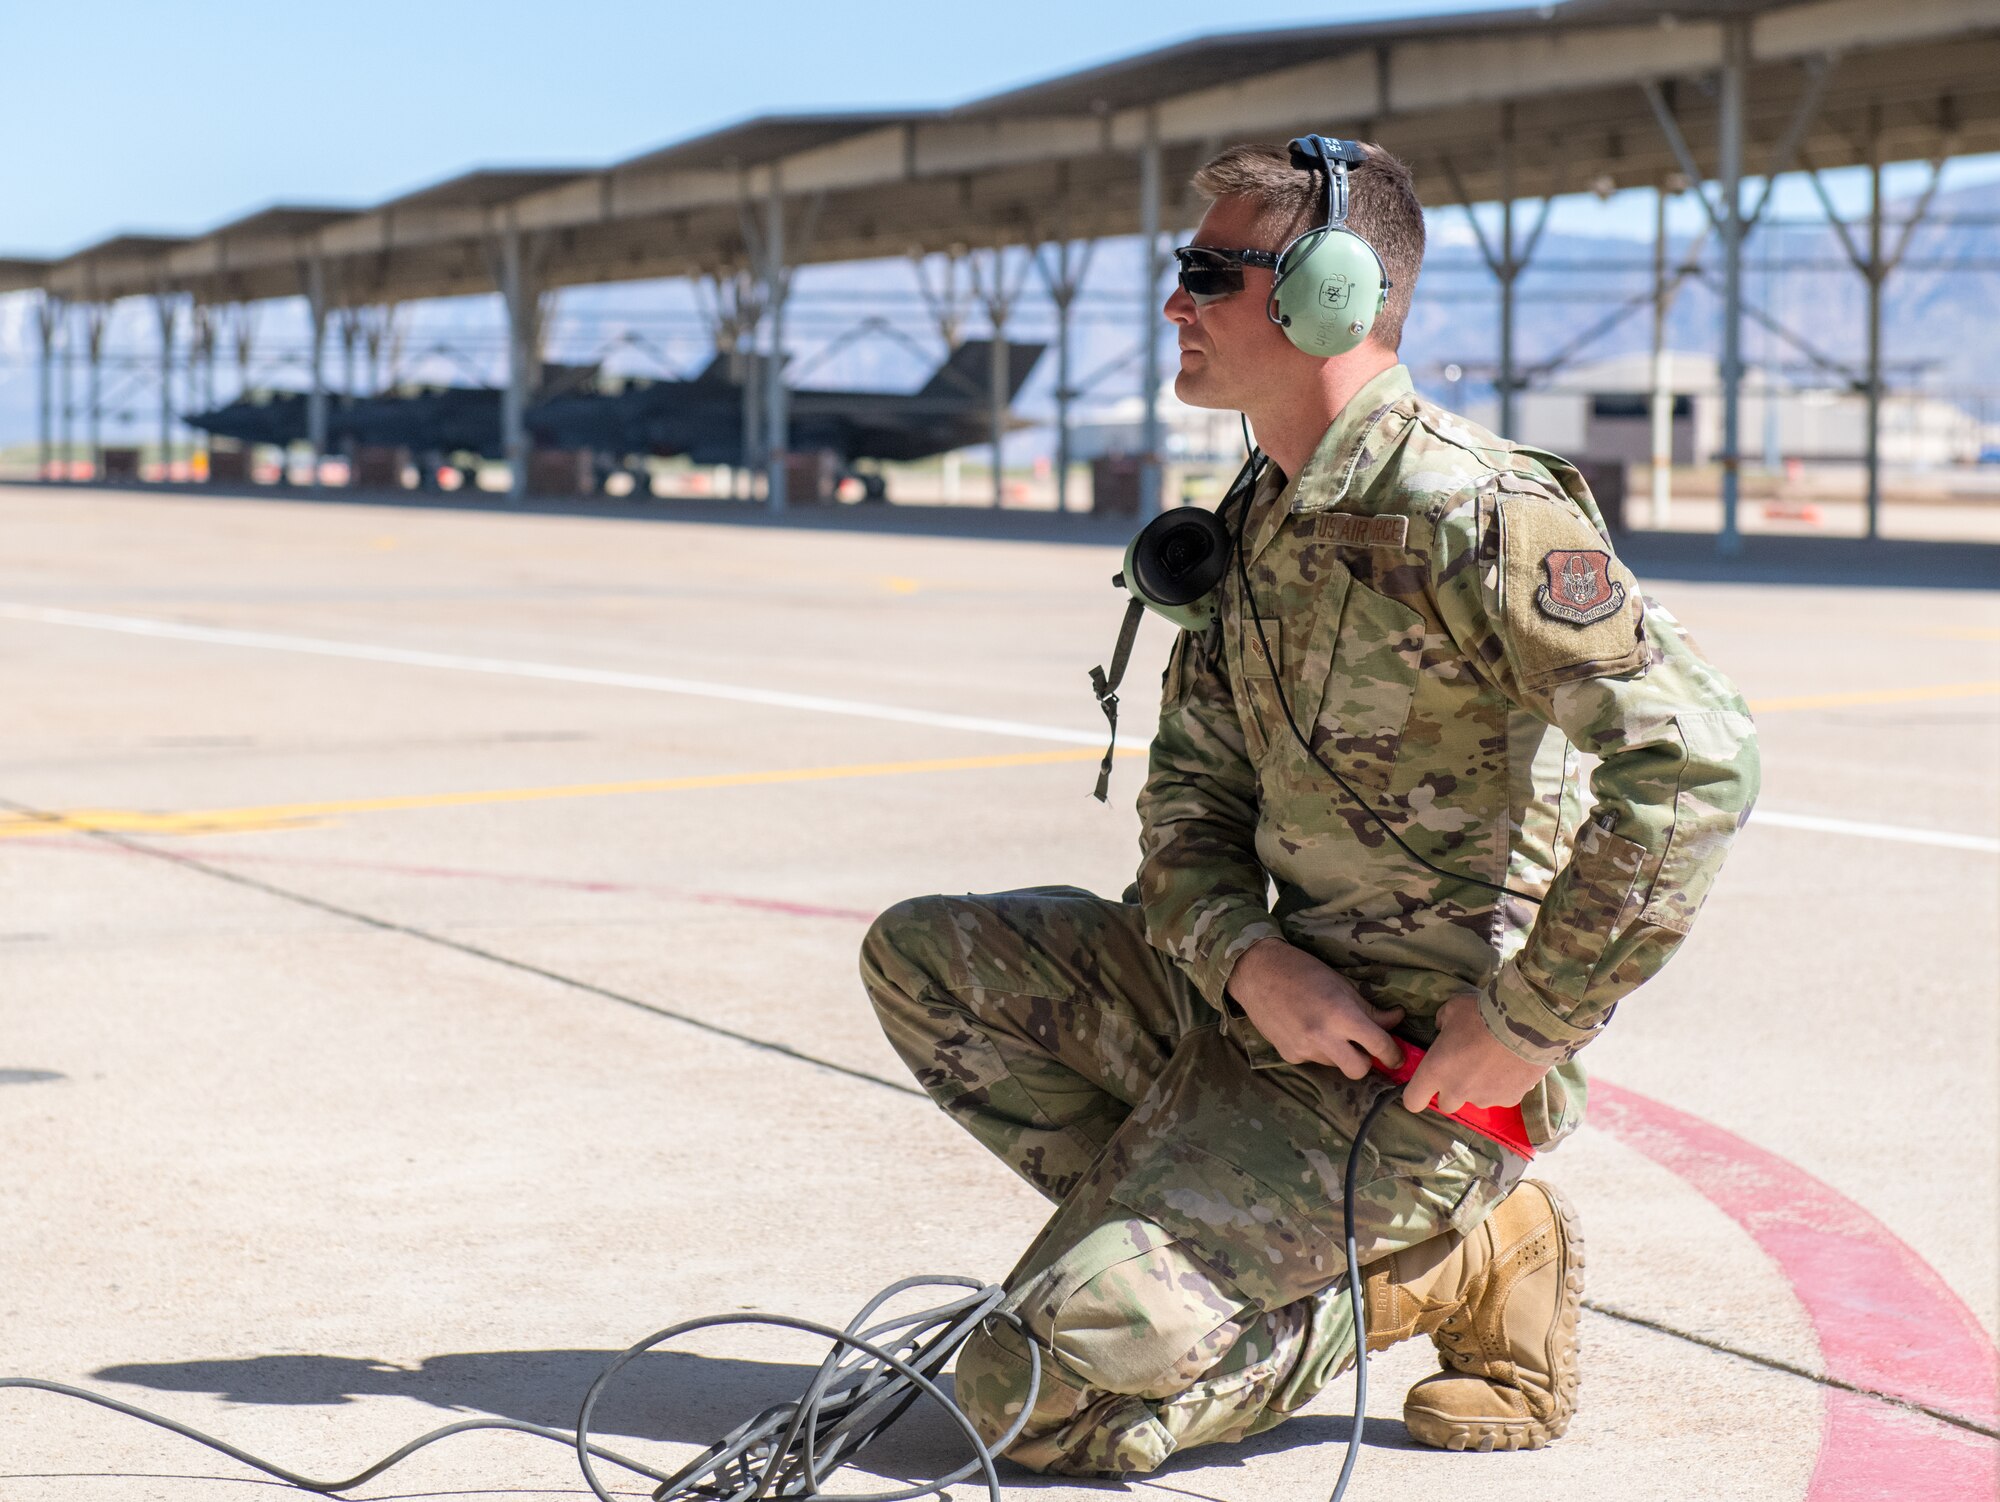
[1085,136,1392,799]
[1268,134,1391,358]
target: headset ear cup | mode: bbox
[1268,227,1388,357]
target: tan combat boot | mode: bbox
[1363,1179,1583,1452]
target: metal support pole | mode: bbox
[741,344,763,493]
[337,308,360,481]
[1650,185,1675,527]
[1761,225,1782,475]
[58,302,74,481]
[380,303,407,389]
[35,294,59,481]
[1442,135,1547,445]
[765,171,789,512]
[1053,266,1074,512]
[231,304,256,394]
[1717,19,1747,555]
[1864,119,1885,540]
[1055,273,1075,512]
[1035,238,1092,515]
[1802,118,1948,543]
[304,257,329,489]
[988,323,1008,507]
[1138,110,1163,519]
[191,303,214,474]
[972,246,1028,509]
[85,303,107,482]
[712,268,764,492]
[155,294,178,482]
[496,226,539,502]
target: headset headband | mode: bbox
[1288,135,1367,232]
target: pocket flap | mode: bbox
[1099,1030,1348,1309]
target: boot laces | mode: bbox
[1431,1309,1482,1372]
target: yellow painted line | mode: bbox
[878,575,923,595]
[0,744,1139,842]
[0,806,325,839]
[1748,680,2000,713]
[9,679,1993,845]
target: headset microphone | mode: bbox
[1086,466,1258,802]
[1120,506,1232,632]
[1268,135,1391,357]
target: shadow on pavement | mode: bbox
[92,1347,1410,1484]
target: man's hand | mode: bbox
[1227,938,1405,1079]
[1402,993,1549,1116]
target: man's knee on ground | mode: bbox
[954,1317,1172,1476]
[954,1318,1067,1447]
[1014,1228,1249,1402]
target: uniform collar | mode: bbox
[1243,363,1414,567]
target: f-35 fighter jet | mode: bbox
[530,339,1043,471]
[184,342,1043,494]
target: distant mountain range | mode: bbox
[1398,177,2000,404]
[3,178,1996,456]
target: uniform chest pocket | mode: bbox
[1227,589,1305,765]
[1302,575,1425,792]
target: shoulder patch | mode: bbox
[1498,493,1645,689]
[1534,549,1626,625]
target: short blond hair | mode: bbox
[1192,141,1425,350]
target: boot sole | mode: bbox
[1403,1178,1585,1452]
[1403,1408,1557,1451]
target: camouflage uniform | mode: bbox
[862,363,1759,1474]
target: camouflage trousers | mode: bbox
[860,885,1520,1475]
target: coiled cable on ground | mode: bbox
[2,1107,1399,1502]
[0,1277,1038,1502]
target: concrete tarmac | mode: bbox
[1,483,1995,1501]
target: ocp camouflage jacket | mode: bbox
[1135,363,1760,1146]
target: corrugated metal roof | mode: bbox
[375,167,594,213]
[49,234,189,274]
[0,257,50,294]
[953,0,1795,119]
[616,110,936,175]
[204,205,358,239]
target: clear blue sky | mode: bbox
[2,0,1501,257]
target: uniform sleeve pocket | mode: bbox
[1533,821,1649,987]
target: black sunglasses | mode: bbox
[1173,244,1281,303]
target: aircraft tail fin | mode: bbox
[919,340,1046,402]
[690,351,739,385]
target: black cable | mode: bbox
[1226,437,1544,907]
[0,1380,674,1494]
[1331,1087,1401,1502]
[0,1278,1036,1502]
